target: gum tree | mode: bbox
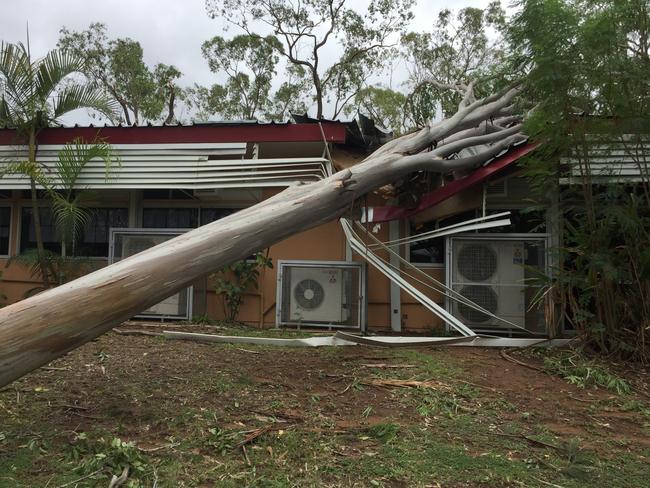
[58,23,182,125]
[0,81,527,387]
[206,0,415,119]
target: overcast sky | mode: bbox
[1,0,498,124]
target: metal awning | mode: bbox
[0,143,332,189]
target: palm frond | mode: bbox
[55,137,120,189]
[51,84,117,120]
[34,48,86,102]
[51,194,90,244]
[0,160,52,190]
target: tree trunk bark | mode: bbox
[28,129,51,289]
[0,85,524,387]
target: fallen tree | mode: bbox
[0,83,525,387]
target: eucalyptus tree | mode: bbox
[0,42,115,287]
[345,85,409,134]
[188,34,282,120]
[206,0,415,119]
[0,81,528,387]
[403,1,508,124]
[58,23,182,125]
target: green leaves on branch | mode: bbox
[189,34,287,121]
[511,1,650,361]
[58,23,182,125]
[206,0,414,119]
[402,1,508,122]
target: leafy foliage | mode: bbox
[212,252,273,322]
[203,34,279,120]
[345,85,408,134]
[511,0,650,361]
[58,23,182,124]
[207,0,414,119]
[68,432,148,482]
[543,352,631,394]
[402,1,508,123]
[9,249,99,296]
[0,40,116,287]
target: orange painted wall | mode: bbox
[0,190,445,334]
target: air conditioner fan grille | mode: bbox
[294,279,325,310]
[458,244,497,281]
[458,285,498,323]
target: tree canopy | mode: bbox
[58,23,182,125]
[206,0,415,119]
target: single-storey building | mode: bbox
[0,119,555,336]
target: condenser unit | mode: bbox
[277,261,365,329]
[450,240,526,330]
[109,228,193,320]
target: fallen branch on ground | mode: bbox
[137,442,180,453]
[54,468,107,488]
[360,363,416,369]
[107,466,129,488]
[361,378,452,390]
[499,349,545,372]
[111,329,162,337]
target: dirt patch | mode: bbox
[1,327,648,487]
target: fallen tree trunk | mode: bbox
[0,84,525,387]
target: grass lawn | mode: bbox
[0,325,648,487]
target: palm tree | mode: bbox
[0,41,116,287]
[10,138,118,286]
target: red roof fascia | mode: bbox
[0,122,346,145]
[368,142,541,223]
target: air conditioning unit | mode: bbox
[451,240,526,329]
[288,267,347,323]
[277,261,365,329]
[110,228,193,320]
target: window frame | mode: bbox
[0,203,12,258]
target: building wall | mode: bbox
[0,174,549,335]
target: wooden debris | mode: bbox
[360,363,416,369]
[108,466,129,488]
[54,468,106,488]
[234,425,275,449]
[361,378,451,390]
[499,349,545,372]
[236,348,262,354]
[112,329,162,337]
[137,442,180,453]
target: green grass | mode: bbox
[1,336,648,487]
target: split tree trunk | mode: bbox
[0,85,525,387]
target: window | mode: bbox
[142,208,236,229]
[409,211,475,266]
[142,208,199,228]
[142,189,194,200]
[20,207,128,257]
[200,208,234,225]
[0,207,10,255]
[77,208,129,257]
[21,207,60,253]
